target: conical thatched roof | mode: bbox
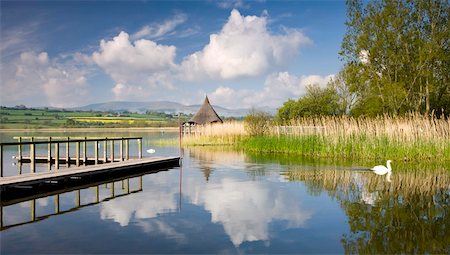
[188,96,223,125]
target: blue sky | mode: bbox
[0,0,347,109]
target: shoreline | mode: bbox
[0,127,179,132]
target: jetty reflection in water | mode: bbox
[1,141,449,254]
[1,170,156,231]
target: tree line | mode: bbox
[277,0,449,122]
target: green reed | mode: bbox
[238,135,449,161]
[179,115,450,162]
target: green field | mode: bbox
[0,107,188,129]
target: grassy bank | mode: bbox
[181,114,450,162]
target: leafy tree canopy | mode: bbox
[277,0,449,120]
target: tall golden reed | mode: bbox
[181,114,450,161]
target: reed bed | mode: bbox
[182,121,245,145]
[181,114,450,161]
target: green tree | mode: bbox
[244,109,272,136]
[276,84,340,122]
[276,99,300,123]
[340,0,449,116]
[298,84,340,116]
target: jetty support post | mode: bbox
[110,182,115,197]
[55,194,60,214]
[110,139,114,163]
[125,139,129,160]
[55,142,60,170]
[103,137,108,163]
[0,144,3,177]
[30,199,36,221]
[18,137,22,162]
[95,141,99,165]
[48,137,52,170]
[0,204,3,229]
[96,186,100,203]
[30,137,35,173]
[76,141,80,167]
[17,136,22,162]
[66,137,70,167]
[83,137,87,165]
[120,138,124,161]
[138,138,142,159]
[76,190,81,207]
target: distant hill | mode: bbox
[70,101,275,117]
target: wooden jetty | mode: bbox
[0,135,181,231]
[0,136,180,190]
[0,156,179,190]
[0,136,145,176]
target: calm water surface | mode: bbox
[0,130,449,254]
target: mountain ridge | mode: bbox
[70,101,276,117]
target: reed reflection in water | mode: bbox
[283,168,450,254]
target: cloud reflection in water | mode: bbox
[99,153,313,246]
[189,178,312,246]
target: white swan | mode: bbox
[370,160,392,175]
[146,149,156,154]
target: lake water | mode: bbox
[1,130,449,254]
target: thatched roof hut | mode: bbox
[188,96,223,125]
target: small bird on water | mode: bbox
[146,149,156,154]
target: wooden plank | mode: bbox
[0,157,180,188]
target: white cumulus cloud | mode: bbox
[209,72,334,109]
[1,51,90,107]
[180,9,311,80]
[92,31,176,100]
